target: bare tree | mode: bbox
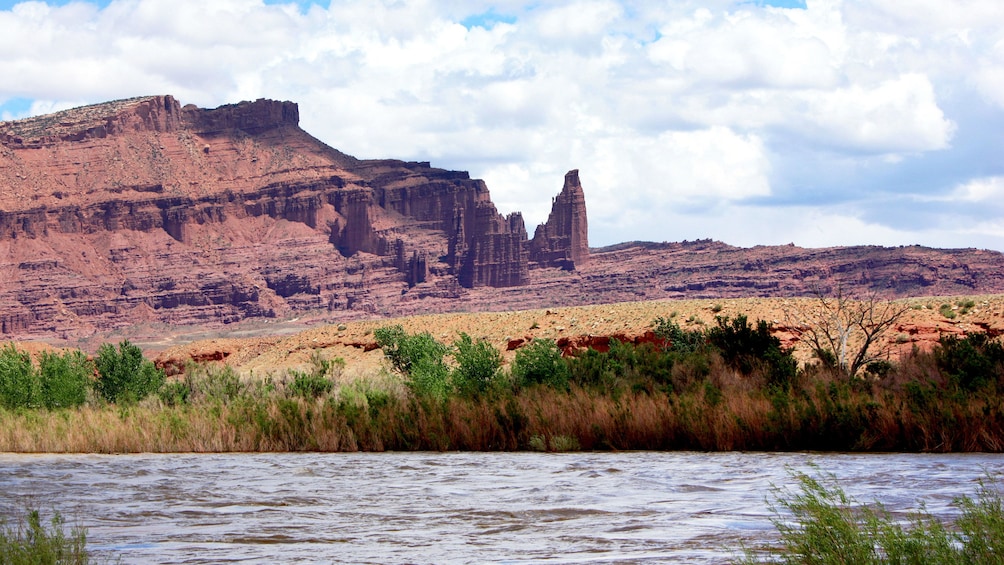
[784,288,911,377]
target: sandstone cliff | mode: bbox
[2,96,1004,343]
[0,96,549,337]
[530,169,589,270]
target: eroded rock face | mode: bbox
[0,96,547,337]
[530,169,589,270]
[3,96,1004,343]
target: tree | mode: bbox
[451,333,503,397]
[94,340,165,403]
[785,289,910,377]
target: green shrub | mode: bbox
[451,333,502,397]
[567,340,674,394]
[935,332,1004,392]
[374,326,448,374]
[0,507,89,565]
[158,380,190,407]
[94,340,164,404]
[0,344,39,409]
[38,350,93,409]
[189,364,247,404]
[374,326,451,399]
[510,339,570,390]
[287,370,334,399]
[742,471,1004,565]
[653,317,706,354]
[707,315,796,390]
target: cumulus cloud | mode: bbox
[1,0,1003,251]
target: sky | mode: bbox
[1,0,1003,251]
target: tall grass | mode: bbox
[0,315,1003,453]
[742,470,1004,564]
[0,506,89,564]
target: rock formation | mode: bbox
[2,96,1004,343]
[530,169,589,270]
[0,95,552,337]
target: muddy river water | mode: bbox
[0,451,1000,563]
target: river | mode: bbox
[0,451,1000,564]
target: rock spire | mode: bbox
[530,169,590,270]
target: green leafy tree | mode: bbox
[374,325,451,399]
[0,344,39,409]
[510,339,570,390]
[38,350,93,409]
[94,340,164,403]
[451,333,503,397]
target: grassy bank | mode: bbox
[1,309,1003,453]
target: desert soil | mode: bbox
[151,295,1004,380]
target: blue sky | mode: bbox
[2,0,1004,251]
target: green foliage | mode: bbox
[94,340,164,404]
[653,316,706,355]
[707,315,797,390]
[510,339,570,390]
[374,326,448,375]
[374,325,451,399]
[287,371,334,399]
[567,340,674,393]
[0,507,90,564]
[38,350,93,409]
[935,333,1004,392]
[0,344,40,409]
[743,471,1004,565]
[940,303,957,319]
[450,333,503,397]
[157,380,190,407]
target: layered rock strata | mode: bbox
[530,169,589,270]
[0,96,552,337]
[3,96,1004,342]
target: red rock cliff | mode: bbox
[0,96,561,337]
[530,169,589,270]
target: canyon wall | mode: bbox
[1,96,1003,341]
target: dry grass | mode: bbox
[153,294,1004,379]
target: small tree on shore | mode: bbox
[785,289,909,377]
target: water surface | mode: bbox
[0,451,999,564]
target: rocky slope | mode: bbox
[2,95,1004,343]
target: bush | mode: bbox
[94,340,164,404]
[935,332,1004,392]
[38,350,93,409]
[707,315,796,390]
[0,344,39,409]
[287,371,334,399]
[653,317,706,354]
[158,380,190,407]
[0,506,89,564]
[510,339,570,390]
[567,340,674,394]
[742,471,1004,564]
[451,333,502,397]
[374,325,451,399]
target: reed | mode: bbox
[741,470,1004,564]
[0,506,89,565]
[1,319,1003,453]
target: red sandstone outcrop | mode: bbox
[0,95,544,337]
[2,96,1004,342]
[530,169,589,270]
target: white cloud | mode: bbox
[949,176,1004,203]
[0,0,1002,251]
